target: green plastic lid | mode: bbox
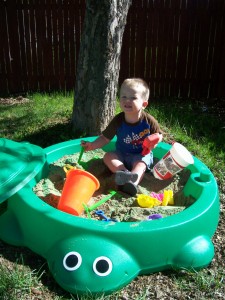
[0,138,46,203]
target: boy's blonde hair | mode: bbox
[121,78,150,100]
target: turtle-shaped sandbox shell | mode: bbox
[0,138,220,295]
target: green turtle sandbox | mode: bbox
[0,137,220,295]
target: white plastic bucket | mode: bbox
[153,143,194,180]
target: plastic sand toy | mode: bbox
[57,168,100,216]
[137,190,174,208]
[153,142,194,179]
[0,137,220,296]
[137,194,162,208]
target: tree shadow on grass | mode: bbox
[22,122,81,148]
[150,97,225,152]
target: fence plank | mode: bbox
[134,1,148,79]
[149,0,159,96]
[207,0,225,98]
[0,1,9,94]
[17,0,31,92]
[63,0,71,90]
[34,0,45,91]
[16,0,27,91]
[28,0,38,91]
[194,0,212,98]
[3,0,23,94]
[65,0,85,90]
[217,8,225,97]
[166,0,181,97]
[74,0,85,70]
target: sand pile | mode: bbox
[33,149,195,222]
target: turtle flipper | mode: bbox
[172,236,214,270]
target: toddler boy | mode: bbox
[81,78,162,196]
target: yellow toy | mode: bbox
[137,190,174,208]
[137,194,161,208]
[162,190,174,206]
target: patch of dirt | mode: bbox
[0,96,31,105]
[33,149,194,222]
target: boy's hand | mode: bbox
[141,133,163,155]
[81,135,109,152]
[81,140,93,151]
[157,133,163,144]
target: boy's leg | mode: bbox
[103,151,127,173]
[120,161,146,196]
[114,170,138,185]
[131,161,147,185]
[103,151,138,186]
[103,151,146,196]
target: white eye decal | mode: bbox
[93,256,113,276]
[63,251,82,271]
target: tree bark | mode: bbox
[72,0,132,136]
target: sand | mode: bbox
[33,149,195,222]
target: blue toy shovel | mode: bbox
[94,210,117,222]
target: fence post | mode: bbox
[3,0,23,94]
[217,23,225,97]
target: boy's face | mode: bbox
[119,84,148,114]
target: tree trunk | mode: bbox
[72,0,132,136]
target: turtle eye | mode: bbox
[63,251,82,271]
[93,256,113,276]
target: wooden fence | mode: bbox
[1,0,225,98]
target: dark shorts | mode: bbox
[112,150,153,171]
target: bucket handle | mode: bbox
[63,164,76,174]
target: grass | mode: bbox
[0,92,224,299]
[170,267,224,298]
[149,98,225,182]
[0,255,44,300]
[0,92,75,146]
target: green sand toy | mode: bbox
[0,137,220,295]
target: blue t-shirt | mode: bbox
[102,111,161,155]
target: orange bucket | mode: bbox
[57,169,100,216]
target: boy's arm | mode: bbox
[81,113,120,151]
[81,135,110,151]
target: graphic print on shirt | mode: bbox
[117,121,151,154]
